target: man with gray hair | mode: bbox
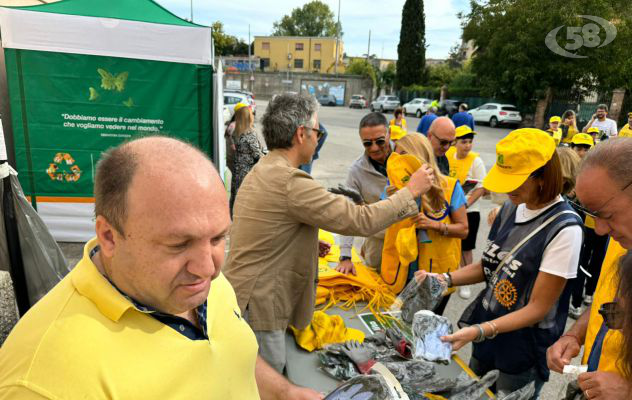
[224,94,435,373]
[337,112,393,275]
[547,138,632,400]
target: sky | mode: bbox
[156,0,471,60]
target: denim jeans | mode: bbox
[470,357,545,399]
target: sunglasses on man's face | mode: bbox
[304,126,325,141]
[437,138,456,148]
[599,301,624,330]
[362,137,387,148]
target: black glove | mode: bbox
[328,184,365,205]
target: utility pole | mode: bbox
[248,24,252,71]
[334,0,341,75]
[366,30,371,63]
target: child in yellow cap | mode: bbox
[570,133,594,159]
[415,128,583,398]
[547,116,563,146]
[586,126,600,144]
[618,112,632,138]
[446,125,487,299]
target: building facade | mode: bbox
[254,36,345,74]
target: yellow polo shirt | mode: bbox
[582,239,627,372]
[0,239,260,399]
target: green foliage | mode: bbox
[396,0,426,88]
[345,60,377,85]
[462,0,632,107]
[381,63,397,88]
[212,21,251,56]
[427,64,456,87]
[272,1,342,37]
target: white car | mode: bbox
[224,91,257,117]
[468,103,522,128]
[403,98,432,118]
[370,95,401,113]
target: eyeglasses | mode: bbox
[433,136,456,148]
[599,301,624,330]
[569,178,632,219]
[303,126,325,141]
[362,137,387,148]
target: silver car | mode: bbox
[370,95,400,113]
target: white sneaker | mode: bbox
[584,295,593,306]
[569,305,583,319]
[459,286,471,299]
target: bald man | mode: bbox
[0,137,322,399]
[427,116,457,175]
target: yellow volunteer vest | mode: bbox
[445,147,479,184]
[547,128,562,146]
[582,240,627,372]
[561,125,578,144]
[619,124,632,138]
[584,215,596,229]
[380,177,461,294]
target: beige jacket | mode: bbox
[223,151,418,331]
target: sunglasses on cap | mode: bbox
[599,301,624,330]
[362,137,387,147]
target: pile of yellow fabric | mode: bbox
[290,311,365,352]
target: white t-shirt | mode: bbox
[590,118,618,138]
[464,156,487,213]
[514,196,582,279]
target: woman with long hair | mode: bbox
[389,133,468,315]
[230,105,263,215]
[417,129,583,398]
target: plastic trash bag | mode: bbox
[324,374,396,400]
[498,382,536,400]
[9,171,69,305]
[0,270,18,345]
[412,310,453,364]
[391,275,445,324]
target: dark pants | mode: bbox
[570,228,609,308]
[470,356,545,399]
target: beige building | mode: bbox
[344,56,395,72]
[254,36,344,74]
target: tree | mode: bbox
[211,21,251,56]
[427,64,456,87]
[396,0,426,89]
[461,0,632,107]
[345,59,377,86]
[272,1,342,37]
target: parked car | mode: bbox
[317,94,338,106]
[224,91,257,116]
[370,95,400,113]
[349,94,368,109]
[403,98,432,117]
[469,103,522,128]
[438,99,464,117]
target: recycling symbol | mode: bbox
[46,153,81,182]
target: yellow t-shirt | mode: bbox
[619,124,632,138]
[582,239,627,373]
[561,125,579,144]
[390,118,408,131]
[547,128,562,146]
[0,239,260,399]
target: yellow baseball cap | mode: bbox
[571,133,594,147]
[628,112,632,118]
[386,152,421,189]
[483,128,556,193]
[234,102,249,113]
[455,125,477,138]
[587,127,600,134]
[549,116,561,123]
[389,125,407,140]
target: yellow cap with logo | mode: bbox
[483,128,556,193]
[387,152,422,189]
[549,116,561,123]
[389,125,407,140]
[571,133,595,147]
[587,127,600,134]
[455,125,477,138]
[234,102,249,113]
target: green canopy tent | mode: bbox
[0,0,215,242]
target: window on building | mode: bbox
[313,60,321,70]
[294,59,304,69]
[295,43,304,51]
[262,42,270,50]
[315,43,321,51]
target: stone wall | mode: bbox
[223,71,374,106]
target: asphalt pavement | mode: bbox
[58,99,579,399]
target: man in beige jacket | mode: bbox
[224,93,434,373]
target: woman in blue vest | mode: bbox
[416,129,583,398]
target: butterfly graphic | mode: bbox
[88,87,100,101]
[97,68,129,92]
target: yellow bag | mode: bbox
[290,311,365,352]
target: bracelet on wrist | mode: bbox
[562,333,581,344]
[485,321,498,339]
[473,324,485,343]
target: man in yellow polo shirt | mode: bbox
[0,137,322,399]
[547,138,632,400]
